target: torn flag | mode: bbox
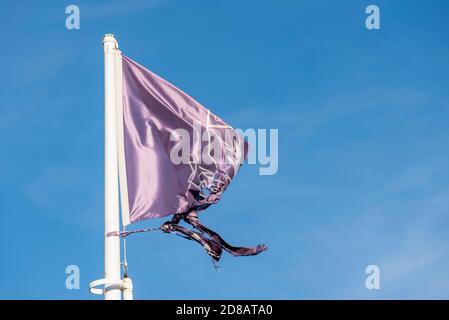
[116,54,267,262]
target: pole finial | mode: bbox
[103,34,119,49]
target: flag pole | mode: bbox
[103,34,122,300]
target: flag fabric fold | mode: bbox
[117,54,266,262]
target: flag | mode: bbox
[115,54,267,262]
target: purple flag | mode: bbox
[116,55,266,262]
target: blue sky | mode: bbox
[1,0,449,299]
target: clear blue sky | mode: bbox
[1,0,449,299]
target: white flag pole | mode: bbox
[103,34,122,300]
[89,34,134,299]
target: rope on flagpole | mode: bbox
[107,226,162,237]
[121,226,129,277]
[121,225,134,300]
[89,226,135,298]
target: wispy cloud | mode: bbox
[225,85,436,139]
[301,161,449,298]
[24,162,102,229]
[82,0,166,19]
